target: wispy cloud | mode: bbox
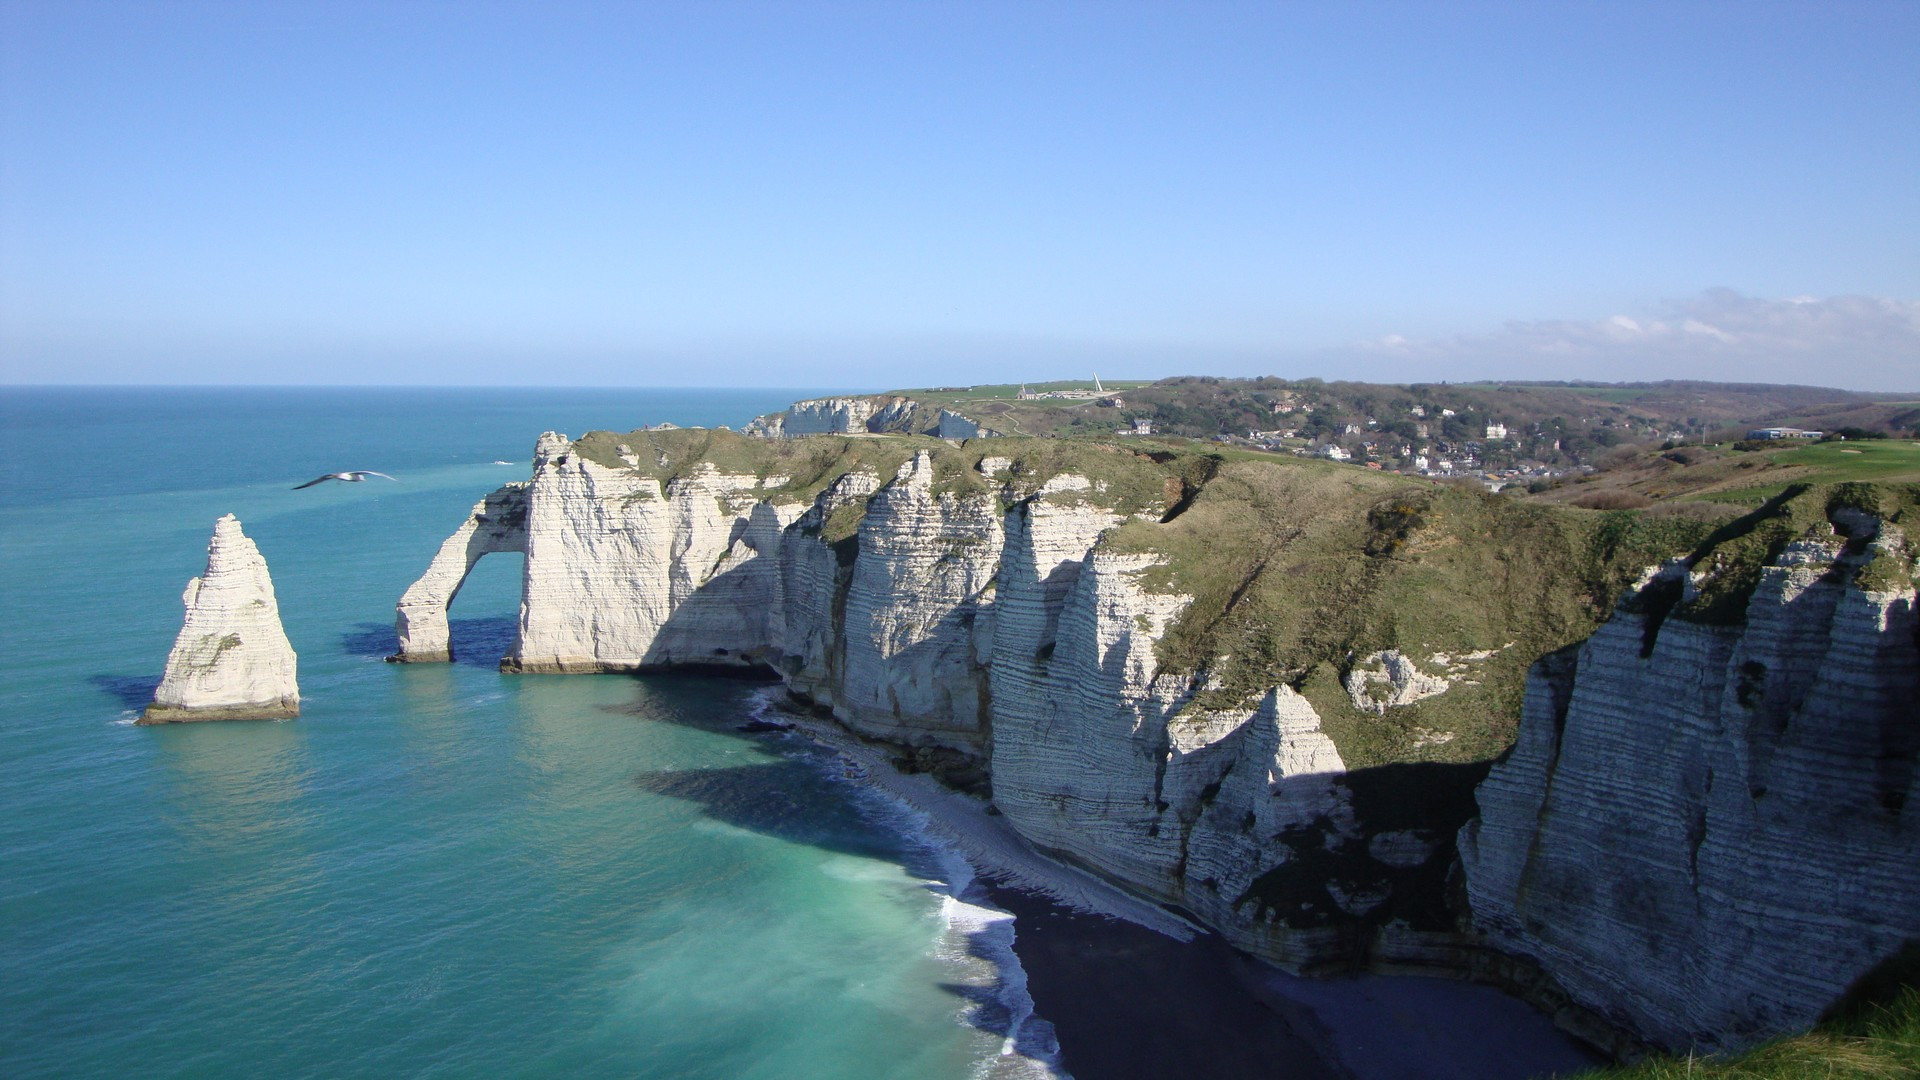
[1351,290,1920,391]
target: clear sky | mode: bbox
[2,1,1915,389]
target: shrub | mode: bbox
[1572,491,1652,510]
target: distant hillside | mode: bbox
[885,377,1917,474]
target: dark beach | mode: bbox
[987,881,1605,1080]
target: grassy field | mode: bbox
[1768,439,1920,478]
[1535,440,1920,510]
[1696,441,1920,505]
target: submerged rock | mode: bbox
[141,515,299,723]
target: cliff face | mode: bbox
[506,431,804,672]
[398,427,1919,1051]
[1460,491,1920,1053]
[143,515,299,723]
[743,395,926,438]
[401,429,1607,971]
[743,395,1001,439]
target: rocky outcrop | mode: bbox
[937,409,998,438]
[744,395,1000,439]
[836,452,1002,748]
[1460,507,1920,1053]
[392,483,529,662]
[504,432,802,673]
[142,515,299,723]
[744,395,923,437]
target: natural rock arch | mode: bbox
[391,483,529,662]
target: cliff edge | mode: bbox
[1461,483,1920,1053]
[396,426,1919,1055]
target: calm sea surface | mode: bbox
[0,388,1038,1079]
[0,387,1600,1080]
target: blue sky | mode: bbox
[2,1,1915,389]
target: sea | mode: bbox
[0,387,1600,1080]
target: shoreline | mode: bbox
[776,701,1202,943]
[768,694,1605,1080]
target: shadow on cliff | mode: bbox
[341,617,518,668]
[1236,760,1495,948]
[91,674,160,710]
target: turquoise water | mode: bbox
[0,388,1030,1079]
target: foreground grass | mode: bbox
[1581,946,1920,1080]
[1635,442,1918,508]
[1581,997,1919,1078]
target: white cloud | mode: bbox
[1351,290,1920,391]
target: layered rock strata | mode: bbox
[392,483,529,662]
[744,395,1000,439]
[1460,512,1920,1052]
[744,395,924,437]
[399,431,1453,972]
[398,430,1920,1053]
[143,514,299,723]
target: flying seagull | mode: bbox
[292,471,397,490]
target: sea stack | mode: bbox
[141,514,300,723]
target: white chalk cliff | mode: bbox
[143,514,299,723]
[1460,511,1920,1053]
[399,431,1371,968]
[744,395,924,437]
[393,483,529,662]
[743,395,1000,439]
[398,429,1920,1053]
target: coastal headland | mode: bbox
[396,387,1919,1065]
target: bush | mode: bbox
[1822,427,1890,442]
[1573,490,1652,510]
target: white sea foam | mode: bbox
[741,690,1070,1079]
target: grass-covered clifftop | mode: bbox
[1101,456,1720,768]
[564,428,1914,769]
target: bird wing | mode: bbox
[355,471,398,481]
[292,475,335,489]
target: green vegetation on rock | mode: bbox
[1578,944,1920,1080]
[1101,458,1721,769]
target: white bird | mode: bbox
[292,470,397,490]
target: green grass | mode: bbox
[1097,460,1721,769]
[1768,439,1920,479]
[1580,945,1920,1079]
[1673,482,1920,622]
[1685,441,1920,505]
[564,430,1917,766]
